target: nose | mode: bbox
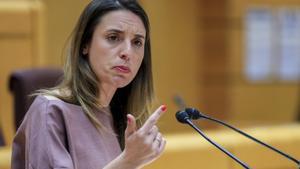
[119,41,132,62]
[120,53,129,62]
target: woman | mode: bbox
[11,0,167,168]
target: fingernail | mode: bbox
[161,105,167,112]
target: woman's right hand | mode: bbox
[104,105,167,169]
[121,105,167,168]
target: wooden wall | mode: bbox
[141,0,204,133]
[40,0,90,66]
[0,0,299,143]
[227,0,300,126]
[143,0,300,132]
[0,0,44,145]
[1,1,300,169]
[0,0,91,145]
[145,124,300,169]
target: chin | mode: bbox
[116,81,131,88]
[111,75,135,88]
[111,79,130,88]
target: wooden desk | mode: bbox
[145,124,300,169]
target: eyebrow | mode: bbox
[107,28,145,39]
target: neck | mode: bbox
[98,83,117,107]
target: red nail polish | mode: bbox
[161,105,167,112]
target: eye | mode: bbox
[133,39,144,48]
[107,34,120,42]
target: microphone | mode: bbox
[176,111,251,169]
[173,94,187,110]
[184,108,300,168]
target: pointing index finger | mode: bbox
[140,105,167,132]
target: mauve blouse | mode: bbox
[11,95,122,169]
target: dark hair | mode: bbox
[42,0,154,149]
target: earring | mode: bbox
[82,50,88,56]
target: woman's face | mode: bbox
[85,10,146,89]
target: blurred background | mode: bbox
[0,0,299,169]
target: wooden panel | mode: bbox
[146,124,300,169]
[0,2,32,35]
[41,0,90,66]
[0,1,43,145]
[30,1,46,66]
[229,0,300,19]
[144,133,231,169]
[229,85,299,125]
[199,0,231,120]
[200,86,231,121]
[0,39,33,146]
[231,124,300,169]
[227,0,300,125]
[141,0,202,133]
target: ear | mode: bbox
[82,45,89,55]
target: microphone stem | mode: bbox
[204,116,300,166]
[185,119,251,169]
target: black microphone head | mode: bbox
[185,108,204,119]
[175,110,190,123]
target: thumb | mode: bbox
[125,114,136,138]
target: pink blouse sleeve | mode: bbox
[11,97,75,169]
